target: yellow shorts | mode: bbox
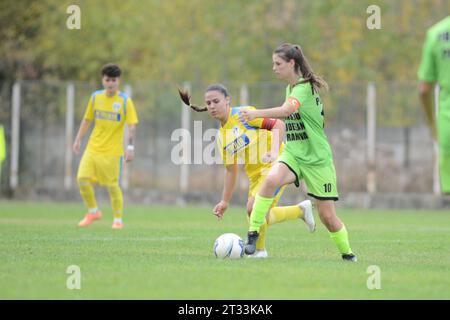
[248,174,286,208]
[77,151,123,186]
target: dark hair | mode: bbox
[205,84,229,97]
[101,63,121,78]
[178,84,229,113]
[274,43,328,92]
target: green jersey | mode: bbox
[283,78,332,166]
[418,16,450,110]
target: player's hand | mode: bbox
[72,139,81,155]
[213,201,228,220]
[125,149,134,162]
[262,151,278,163]
[239,109,257,122]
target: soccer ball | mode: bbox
[214,233,244,259]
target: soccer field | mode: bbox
[0,201,449,300]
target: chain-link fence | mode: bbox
[0,80,435,202]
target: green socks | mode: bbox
[251,193,353,256]
[329,225,352,254]
[249,194,274,232]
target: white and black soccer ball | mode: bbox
[214,233,244,259]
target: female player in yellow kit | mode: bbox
[73,64,138,229]
[179,84,315,258]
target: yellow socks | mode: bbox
[248,203,303,251]
[78,179,97,211]
[107,185,123,220]
[267,205,302,225]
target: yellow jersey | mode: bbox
[0,124,5,163]
[84,90,138,156]
[217,106,283,179]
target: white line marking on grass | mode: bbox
[72,236,186,242]
[272,238,448,244]
[0,235,186,242]
[352,239,450,244]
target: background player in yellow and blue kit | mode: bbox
[418,16,450,193]
[72,64,138,229]
[179,84,315,258]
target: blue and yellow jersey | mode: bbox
[217,106,283,179]
[84,90,138,156]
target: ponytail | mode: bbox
[178,83,230,113]
[178,88,208,112]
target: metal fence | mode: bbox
[0,79,437,202]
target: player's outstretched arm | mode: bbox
[263,119,285,163]
[73,119,92,154]
[213,164,238,220]
[240,100,297,122]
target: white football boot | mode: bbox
[299,200,316,233]
[247,249,268,259]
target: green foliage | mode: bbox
[1,0,449,84]
[0,1,448,126]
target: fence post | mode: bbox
[180,82,191,193]
[240,83,249,106]
[64,83,75,190]
[10,82,21,190]
[433,85,440,195]
[122,84,132,190]
[239,84,250,193]
[366,82,377,194]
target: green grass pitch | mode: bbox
[0,201,449,299]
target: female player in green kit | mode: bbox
[241,43,357,261]
[179,84,315,258]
